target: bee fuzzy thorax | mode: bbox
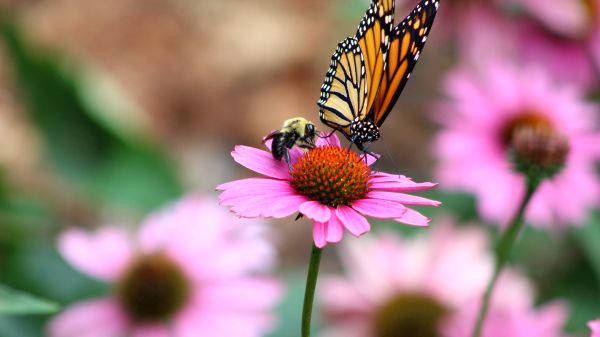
[265,117,317,166]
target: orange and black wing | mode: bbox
[318,38,367,137]
[371,0,440,127]
[355,0,395,115]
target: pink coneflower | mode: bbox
[446,299,569,337]
[319,222,566,337]
[590,319,600,337]
[48,195,282,337]
[217,133,440,248]
[434,61,600,228]
[506,0,595,38]
[456,7,598,90]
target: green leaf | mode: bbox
[573,211,600,286]
[0,20,182,212]
[0,284,58,315]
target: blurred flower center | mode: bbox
[372,292,450,337]
[500,113,553,147]
[290,146,370,207]
[117,252,190,323]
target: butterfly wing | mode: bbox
[356,0,394,115]
[371,0,440,127]
[318,37,367,137]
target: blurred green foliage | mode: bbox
[267,272,322,337]
[0,18,182,336]
[1,20,182,213]
[0,284,58,315]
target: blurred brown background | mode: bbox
[0,0,445,265]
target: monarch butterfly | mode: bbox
[318,0,440,152]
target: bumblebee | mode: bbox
[264,117,317,169]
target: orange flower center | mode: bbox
[290,146,370,208]
[117,252,190,322]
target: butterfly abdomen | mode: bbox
[350,118,380,146]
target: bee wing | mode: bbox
[262,130,281,143]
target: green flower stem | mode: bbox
[471,178,540,337]
[302,244,323,337]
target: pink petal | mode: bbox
[359,151,380,166]
[226,194,306,218]
[316,131,341,147]
[187,241,275,282]
[175,310,273,337]
[58,227,133,282]
[370,180,438,192]
[137,195,276,282]
[335,206,371,237]
[370,173,438,192]
[47,298,128,337]
[300,201,332,222]
[218,178,307,218]
[217,177,294,196]
[367,191,441,206]
[351,199,406,219]
[326,215,344,244]
[232,145,290,180]
[138,195,219,251]
[200,277,283,311]
[395,208,431,227]
[320,278,373,318]
[589,319,600,337]
[518,0,588,37]
[313,222,328,248]
[132,325,170,337]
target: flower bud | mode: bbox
[510,124,569,180]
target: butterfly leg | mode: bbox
[344,140,356,162]
[356,143,378,164]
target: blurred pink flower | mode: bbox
[434,62,600,228]
[517,24,597,89]
[456,7,597,89]
[446,299,569,337]
[506,0,594,38]
[591,21,600,72]
[319,221,566,337]
[590,319,600,337]
[49,195,282,337]
[217,133,440,248]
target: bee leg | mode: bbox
[285,150,293,171]
[298,141,315,150]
